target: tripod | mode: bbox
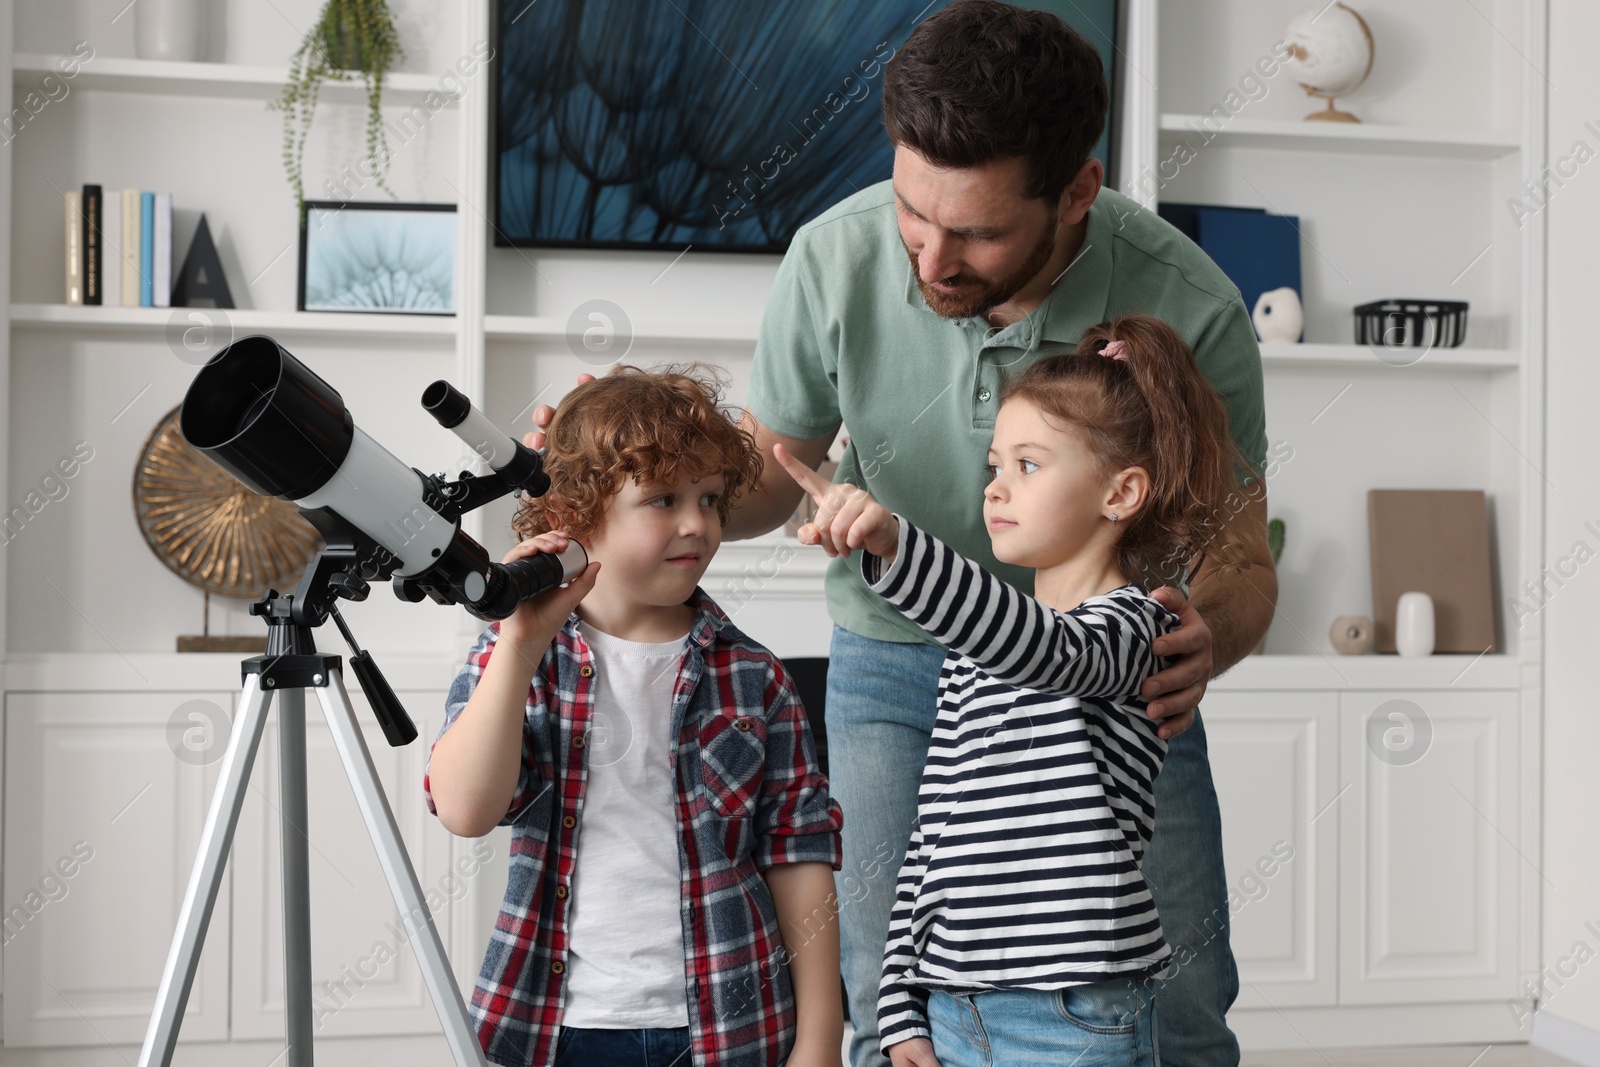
[138,588,489,1067]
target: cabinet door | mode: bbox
[1204,691,1339,1007]
[231,686,460,1039]
[1338,690,1520,1003]
[3,691,234,1047]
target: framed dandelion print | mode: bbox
[297,201,456,314]
[491,0,1119,253]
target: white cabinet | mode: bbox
[3,683,461,1050]
[1203,684,1524,1031]
[1338,690,1521,1004]
[3,690,233,1047]
[1206,691,1339,1008]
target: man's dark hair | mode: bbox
[883,0,1109,202]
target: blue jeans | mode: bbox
[826,625,1240,1067]
[552,1025,691,1067]
[927,979,1159,1067]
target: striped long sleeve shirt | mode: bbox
[862,517,1183,1050]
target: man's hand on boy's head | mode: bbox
[887,1036,943,1067]
[497,532,600,653]
[772,443,900,562]
[522,373,597,451]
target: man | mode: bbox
[530,4,1276,1064]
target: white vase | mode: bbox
[1253,287,1304,343]
[1394,591,1435,657]
[136,0,206,63]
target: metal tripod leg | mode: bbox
[314,670,489,1067]
[139,675,274,1067]
[138,666,489,1067]
[278,688,316,1065]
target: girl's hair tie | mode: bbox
[1100,339,1128,362]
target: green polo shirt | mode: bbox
[747,179,1268,646]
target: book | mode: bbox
[120,189,141,306]
[153,193,172,308]
[82,184,101,305]
[102,190,122,307]
[64,190,82,305]
[1367,489,1496,654]
[1194,207,1303,341]
[139,191,154,307]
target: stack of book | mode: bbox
[64,185,175,307]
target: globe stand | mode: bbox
[1304,92,1361,123]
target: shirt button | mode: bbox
[579,664,594,678]
[556,885,568,899]
[573,735,586,749]
[551,961,565,975]
[734,717,752,732]
[562,815,576,829]
[977,388,992,402]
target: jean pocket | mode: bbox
[1054,978,1148,1035]
[698,713,766,818]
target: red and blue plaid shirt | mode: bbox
[423,587,843,1067]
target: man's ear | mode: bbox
[1058,158,1103,225]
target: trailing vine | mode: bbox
[270,0,402,210]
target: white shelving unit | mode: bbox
[1139,0,1547,1051]
[0,0,1551,1060]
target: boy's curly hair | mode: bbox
[511,363,763,545]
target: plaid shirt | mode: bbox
[423,587,844,1067]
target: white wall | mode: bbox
[1534,1,1600,1062]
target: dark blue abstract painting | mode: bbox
[493,0,1118,252]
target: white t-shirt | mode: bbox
[560,620,691,1028]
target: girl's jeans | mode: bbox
[826,624,1240,1067]
[925,978,1159,1067]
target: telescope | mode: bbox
[182,333,587,627]
[141,335,579,1066]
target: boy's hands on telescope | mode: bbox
[773,444,900,563]
[497,532,599,653]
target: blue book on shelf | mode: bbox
[139,191,154,307]
[1157,202,1264,247]
[1193,206,1302,335]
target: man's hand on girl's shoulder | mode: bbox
[1139,585,1212,740]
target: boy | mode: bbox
[424,364,845,1067]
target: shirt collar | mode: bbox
[559,586,737,652]
[900,186,1115,347]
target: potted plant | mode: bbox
[272,0,402,209]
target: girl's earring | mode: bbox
[1108,513,1119,522]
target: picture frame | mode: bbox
[297,201,457,315]
[491,0,1118,254]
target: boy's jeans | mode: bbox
[927,978,1159,1067]
[552,1025,691,1067]
[826,624,1241,1067]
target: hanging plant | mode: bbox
[270,0,402,210]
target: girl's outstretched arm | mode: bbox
[862,516,1180,702]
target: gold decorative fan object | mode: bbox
[134,405,323,652]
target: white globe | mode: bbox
[1284,3,1374,98]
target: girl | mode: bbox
[774,315,1258,1067]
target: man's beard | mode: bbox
[906,217,1058,320]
